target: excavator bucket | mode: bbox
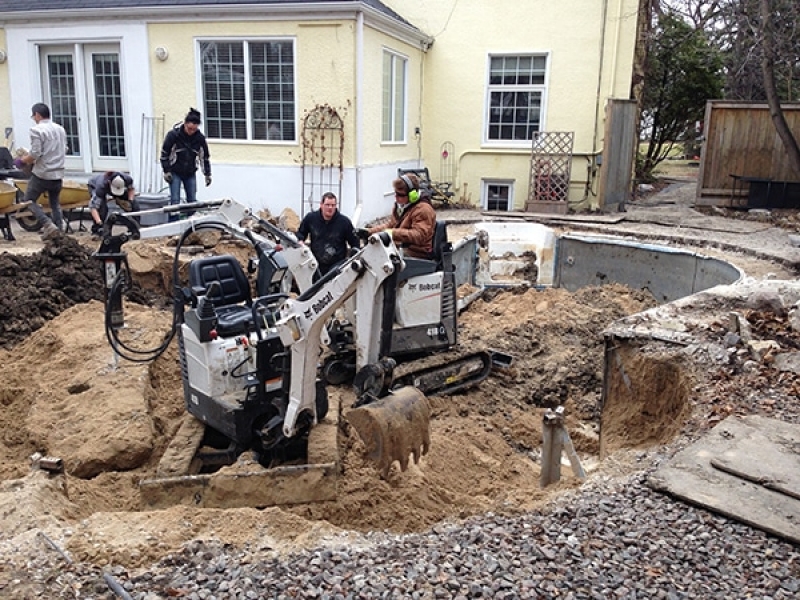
[346,386,431,478]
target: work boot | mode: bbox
[40,221,61,241]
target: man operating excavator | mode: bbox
[362,173,437,259]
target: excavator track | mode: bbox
[391,347,495,397]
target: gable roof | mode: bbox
[0,0,416,31]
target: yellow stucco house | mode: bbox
[0,0,640,223]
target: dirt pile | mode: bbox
[0,236,173,349]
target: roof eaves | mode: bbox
[0,1,429,47]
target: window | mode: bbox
[484,181,514,211]
[46,54,81,155]
[382,50,407,142]
[200,40,295,141]
[486,54,547,143]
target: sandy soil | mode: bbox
[0,214,795,586]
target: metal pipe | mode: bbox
[354,10,365,224]
[37,531,72,563]
[104,573,134,600]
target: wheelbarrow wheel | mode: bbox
[14,187,41,232]
[16,213,41,232]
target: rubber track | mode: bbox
[391,346,493,396]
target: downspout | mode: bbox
[609,0,624,99]
[353,10,365,226]
[585,0,610,204]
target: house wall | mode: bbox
[384,0,640,211]
[148,19,355,217]
[146,19,424,223]
[1,1,640,221]
[358,25,425,221]
[0,27,11,150]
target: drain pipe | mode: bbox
[583,0,611,206]
[353,10,365,226]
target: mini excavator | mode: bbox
[94,198,498,505]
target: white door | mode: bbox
[40,43,128,173]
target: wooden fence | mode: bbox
[696,101,800,206]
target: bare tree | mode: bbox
[758,0,800,175]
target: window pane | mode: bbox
[487,184,510,211]
[382,52,392,141]
[92,53,126,157]
[250,41,294,141]
[201,41,247,140]
[393,57,405,141]
[47,55,80,156]
[382,52,407,142]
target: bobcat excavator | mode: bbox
[94,198,497,508]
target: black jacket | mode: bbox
[160,124,211,177]
[297,209,359,274]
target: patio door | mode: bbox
[40,43,128,173]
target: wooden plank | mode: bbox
[141,406,342,509]
[139,462,339,509]
[0,201,31,215]
[648,415,800,544]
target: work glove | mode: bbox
[355,228,371,240]
[205,175,212,187]
[163,172,173,184]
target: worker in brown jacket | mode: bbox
[365,173,436,259]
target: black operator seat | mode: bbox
[189,255,254,336]
[399,220,450,282]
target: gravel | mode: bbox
[5,461,798,599]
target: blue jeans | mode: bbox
[169,172,197,221]
[24,174,63,230]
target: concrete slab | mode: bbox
[648,415,800,544]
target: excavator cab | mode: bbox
[391,221,457,354]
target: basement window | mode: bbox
[483,180,514,211]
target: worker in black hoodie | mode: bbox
[160,108,211,219]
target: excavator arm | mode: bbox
[114,197,319,293]
[273,232,431,477]
[276,232,401,438]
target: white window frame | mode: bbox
[484,53,549,147]
[382,48,407,144]
[482,179,515,211]
[197,38,297,143]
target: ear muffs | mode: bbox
[400,174,420,203]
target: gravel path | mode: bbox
[13,465,800,599]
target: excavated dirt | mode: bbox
[0,227,791,575]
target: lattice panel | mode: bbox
[528,131,574,205]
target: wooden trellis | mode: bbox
[527,131,574,214]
